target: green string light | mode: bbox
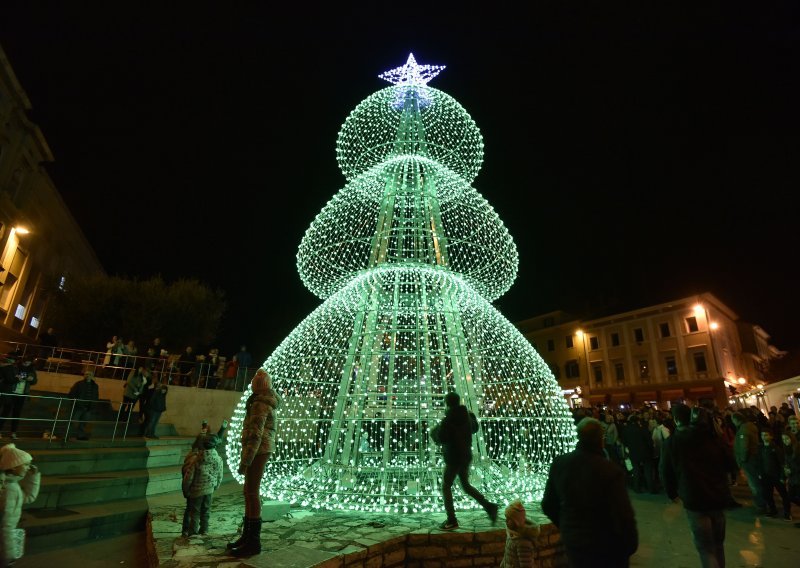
[226,56,576,514]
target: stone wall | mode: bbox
[33,370,242,436]
[314,523,566,568]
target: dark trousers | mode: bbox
[143,410,162,437]
[685,509,726,568]
[182,494,213,534]
[740,461,766,509]
[761,475,790,516]
[71,406,92,437]
[0,395,26,434]
[442,458,491,522]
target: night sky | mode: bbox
[2,3,799,362]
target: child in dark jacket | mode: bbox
[181,434,224,536]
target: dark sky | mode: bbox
[2,3,799,361]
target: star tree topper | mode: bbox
[379,53,445,87]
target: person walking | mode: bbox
[661,403,732,568]
[67,371,100,440]
[181,434,224,537]
[430,391,498,530]
[0,443,41,566]
[541,417,638,567]
[227,369,280,557]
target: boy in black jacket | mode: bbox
[759,430,790,520]
[431,392,498,530]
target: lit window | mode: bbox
[14,304,25,320]
[29,316,40,329]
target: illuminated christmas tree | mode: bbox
[226,54,576,513]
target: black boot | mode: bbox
[230,517,262,557]
[226,516,247,549]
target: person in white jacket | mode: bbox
[0,444,41,566]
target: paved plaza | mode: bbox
[14,480,800,567]
[142,481,799,567]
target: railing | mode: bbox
[1,340,255,391]
[0,391,141,444]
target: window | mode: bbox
[547,339,555,352]
[565,335,574,349]
[666,356,678,377]
[634,328,645,342]
[14,304,25,320]
[0,247,28,311]
[693,351,708,373]
[615,362,625,384]
[638,360,649,379]
[29,315,40,329]
[543,316,555,328]
[659,323,671,338]
[565,360,580,379]
[589,336,599,350]
[611,332,620,346]
[686,316,699,333]
[593,364,603,384]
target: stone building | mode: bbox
[516,292,782,410]
[0,45,103,345]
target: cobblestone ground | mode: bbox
[150,481,800,567]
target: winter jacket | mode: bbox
[182,449,223,498]
[734,421,760,467]
[431,405,479,465]
[0,467,41,565]
[239,389,280,469]
[785,445,800,487]
[123,371,146,400]
[541,442,638,557]
[9,363,37,395]
[499,524,539,568]
[69,378,99,408]
[146,387,168,413]
[661,426,731,511]
[759,441,785,481]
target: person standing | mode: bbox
[431,391,498,530]
[0,443,41,566]
[759,430,791,520]
[235,345,253,389]
[731,412,766,512]
[67,371,100,440]
[541,417,638,567]
[181,434,224,537]
[227,369,280,557]
[499,499,540,568]
[142,381,168,439]
[0,357,37,439]
[122,366,148,423]
[662,403,732,568]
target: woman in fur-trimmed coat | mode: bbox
[227,369,280,557]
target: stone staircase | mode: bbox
[3,390,204,553]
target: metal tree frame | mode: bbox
[226,55,576,514]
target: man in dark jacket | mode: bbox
[541,416,638,567]
[142,381,169,439]
[662,403,731,567]
[431,392,498,530]
[0,356,38,439]
[68,371,100,440]
[732,411,766,511]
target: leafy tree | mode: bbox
[45,275,225,353]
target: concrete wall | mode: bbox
[33,371,243,436]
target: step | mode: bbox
[22,496,148,552]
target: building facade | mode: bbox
[0,45,104,344]
[516,293,779,410]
